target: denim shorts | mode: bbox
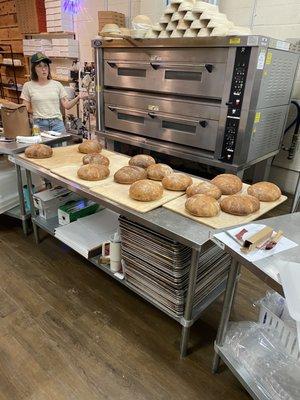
[34,118,66,133]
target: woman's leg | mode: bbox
[50,119,66,133]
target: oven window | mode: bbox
[162,120,196,133]
[118,68,146,77]
[118,113,145,124]
[165,70,202,81]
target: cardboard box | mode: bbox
[0,1,16,16]
[45,0,62,8]
[0,13,17,27]
[98,11,125,32]
[58,200,99,225]
[52,38,77,46]
[0,39,23,53]
[33,186,80,220]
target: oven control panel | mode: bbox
[221,47,251,163]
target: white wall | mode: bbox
[140,0,166,24]
[74,0,141,62]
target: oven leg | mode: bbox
[26,169,39,244]
[236,169,245,179]
[180,248,200,358]
[106,139,115,151]
[212,258,239,373]
[224,169,245,179]
[253,157,272,182]
[291,172,300,213]
[15,164,29,236]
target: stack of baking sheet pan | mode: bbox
[119,216,231,318]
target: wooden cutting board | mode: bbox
[19,144,129,170]
[50,153,130,189]
[91,181,185,213]
[163,181,287,229]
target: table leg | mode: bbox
[15,164,28,236]
[291,172,300,213]
[180,248,201,358]
[25,169,39,244]
[212,258,239,373]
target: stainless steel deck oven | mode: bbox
[92,36,299,175]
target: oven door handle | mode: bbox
[106,61,150,69]
[108,106,209,126]
[107,105,149,117]
[154,112,209,126]
[150,62,214,73]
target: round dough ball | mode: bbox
[82,153,109,166]
[186,181,222,199]
[78,140,102,154]
[129,179,163,202]
[25,144,53,159]
[211,174,243,195]
[77,164,110,181]
[162,173,193,191]
[247,181,281,202]
[129,154,156,169]
[185,194,220,217]
[220,194,260,216]
[147,163,173,181]
[114,166,147,184]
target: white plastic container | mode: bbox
[259,301,300,360]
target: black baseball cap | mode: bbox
[31,52,52,64]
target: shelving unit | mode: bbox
[0,43,20,102]
[0,0,28,103]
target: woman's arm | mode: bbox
[61,92,89,110]
[22,99,32,114]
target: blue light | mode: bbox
[63,0,81,14]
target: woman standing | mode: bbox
[21,52,86,133]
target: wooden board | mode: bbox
[50,155,130,189]
[163,180,287,229]
[19,144,130,171]
[91,182,185,213]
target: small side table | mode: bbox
[212,213,300,399]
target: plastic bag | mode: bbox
[224,322,300,400]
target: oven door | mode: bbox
[104,49,227,99]
[104,92,219,151]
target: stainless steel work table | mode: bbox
[12,154,221,358]
[212,212,300,400]
[0,133,78,235]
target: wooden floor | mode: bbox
[0,198,292,400]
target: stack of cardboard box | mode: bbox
[23,37,78,58]
[98,11,125,33]
[45,0,73,32]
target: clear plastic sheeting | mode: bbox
[224,322,300,400]
[256,291,297,332]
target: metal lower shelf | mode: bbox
[88,255,184,324]
[32,215,60,235]
[5,205,30,221]
[214,344,270,400]
[31,214,226,327]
